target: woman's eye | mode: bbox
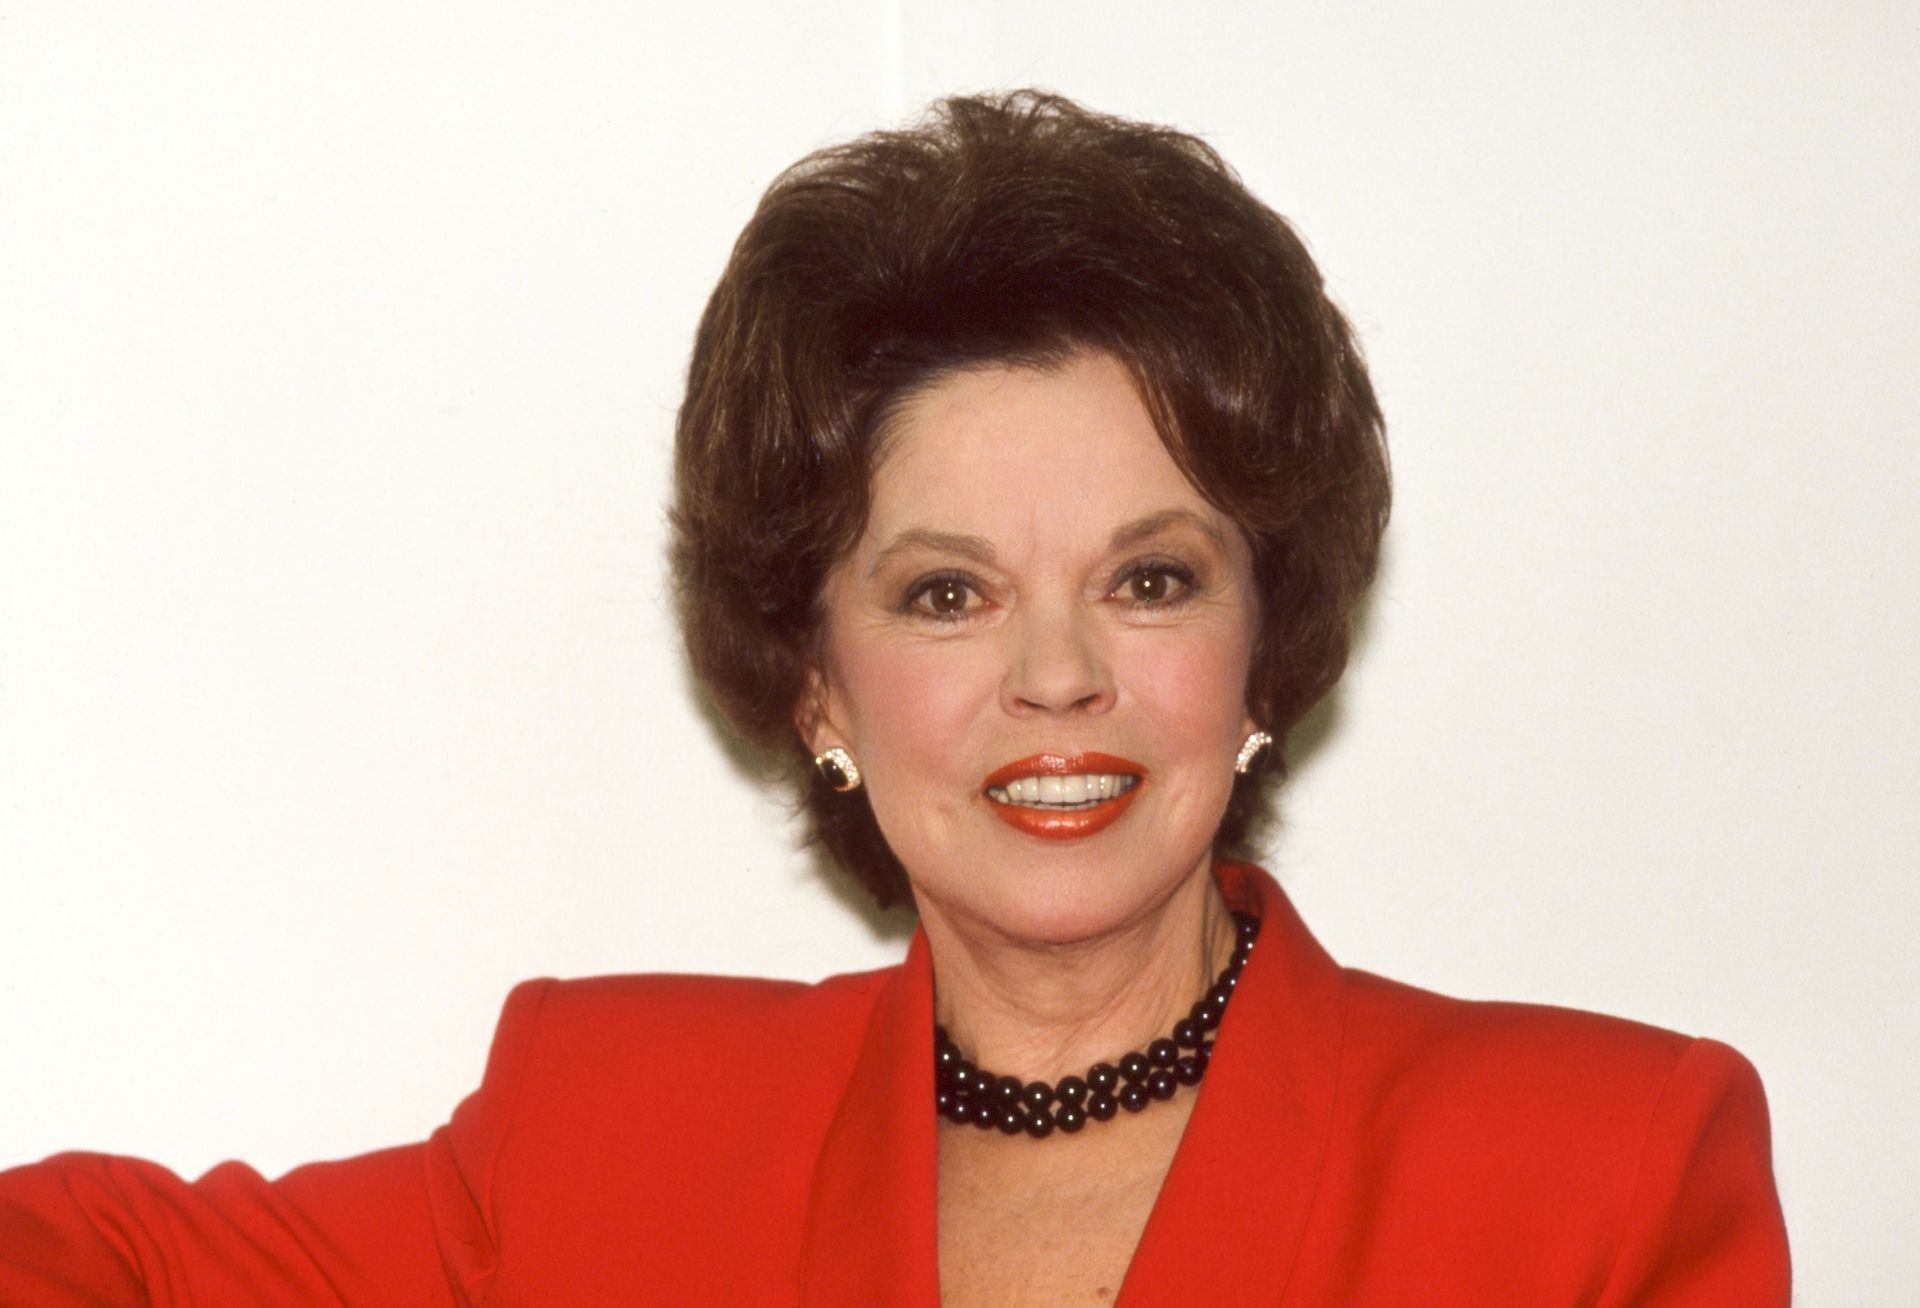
[1115,564,1194,606]
[908,576,982,618]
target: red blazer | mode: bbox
[0,864,1789,1305]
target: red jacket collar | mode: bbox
[798,862,1349,1306]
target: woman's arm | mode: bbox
[0,1145,452,1306]
[0,979,551,1306]
[1594,1038,1792,1306]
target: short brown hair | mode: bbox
[671,91,1389,907]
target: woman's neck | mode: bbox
[919,865,1239,1084]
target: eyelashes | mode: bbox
[899,559,1201,623]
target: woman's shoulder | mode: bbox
[508,962,898,1038]
[1329,964,1771,1187]
[485,962,899,1080]
[1338,964,1756,1092]
[1288,967,1787,1300]
[453,963,901,1142]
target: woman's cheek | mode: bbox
[841,636,996,787]
[1122,626,1254,747]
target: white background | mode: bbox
[2,3,1914,1300]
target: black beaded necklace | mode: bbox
[934,910,1260,1138]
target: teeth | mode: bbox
[987,774,1138,809]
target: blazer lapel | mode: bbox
[1117,864,1349,1307]
[798,929,942,1307]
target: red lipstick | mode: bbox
[981,752,1148,841]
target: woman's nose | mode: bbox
[1000,602,1115,716]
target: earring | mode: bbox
[1234,730,1274,775]
[813,746,862,793]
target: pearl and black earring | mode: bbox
[1233,730,1273,775]
[813,746,862,792]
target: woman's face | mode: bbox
[812,351,1260,944]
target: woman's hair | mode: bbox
[671,90,1389,908]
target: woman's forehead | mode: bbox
[861,353,1228,556]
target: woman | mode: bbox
[0,91,1787,1305]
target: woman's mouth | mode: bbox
[981,753,1147,840]
[985,773,1139,808]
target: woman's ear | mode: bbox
[1239,695,1264,748]
[794,662,844,758]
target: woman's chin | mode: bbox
[920,842,1213,948]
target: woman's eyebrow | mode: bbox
[868,512,1224,579]
[867,528,999,579]
[1108,509,1226,553]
